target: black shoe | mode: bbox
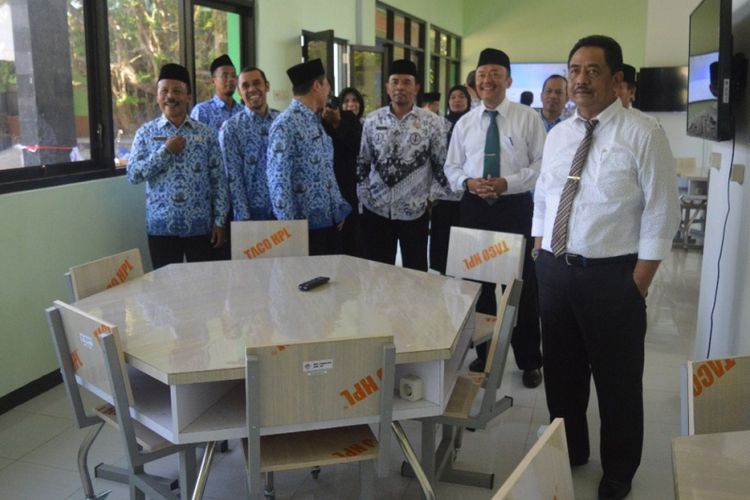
[522,368,542,388]
[469,357,485,372]
[598,477,631,500]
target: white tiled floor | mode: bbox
[0,249,701,499]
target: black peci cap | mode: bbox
[477,48,511,70]
[210,54,235,74]
[422,92,441,102]
[158,63,191,89]
[287,59,325,86]
[389,59,418,78]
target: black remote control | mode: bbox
[298,276,330,291]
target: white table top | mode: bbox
[672,430,750,499]
[74,255,480,385]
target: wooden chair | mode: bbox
[231,220,309,260]
[683,355,750,435]
[445,226,525,346]
[492,418,574,500]
[405,278,523,489]
[66,248,144,301]
[244,336,396,500]
[47,301,197,500]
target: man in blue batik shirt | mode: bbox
[128,63,229,269]
[266,59,351,255]
[190,54,243,132]
[220,66,278,221]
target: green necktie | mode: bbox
[483,110,500,205]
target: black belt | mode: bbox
[543,250,638,268]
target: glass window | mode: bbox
[410,21,421,46]
[0,1,90,171]
[429,26,461,108]
[108,0,179,167]
[351,48,384,115]
[393,14,405,44]
[375,7,387,39]
[375,3,426,81]
[193,6,241,104]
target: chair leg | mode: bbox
[129,467,146,500]
[79,423,112,500]
[359,461,375,500]
[264,471,275,499]
[178,445,197,498]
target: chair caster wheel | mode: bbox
[311,465,321,479]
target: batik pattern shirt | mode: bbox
[219,107,280,221]
[127,115,228,237]
[190,95,243,132]
[266,99,351,230]
[357,105,448,220]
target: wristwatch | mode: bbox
[462,178,470,192]
[531,248,540,261]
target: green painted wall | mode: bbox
[0,176,148,397]
[462,0,649,79]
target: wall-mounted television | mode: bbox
[506,62,569,109]
[635,66,688,112]
[687,0,733,141]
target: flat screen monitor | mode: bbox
[687,0,733,141]
[636,66,688,112]
[506,62,569,109]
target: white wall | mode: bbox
[693,0,750,358]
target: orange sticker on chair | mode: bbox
[693,358,737,397]
[243,227,293,259]
[71,350,83,371]
[331,437,377,458]
[462,240,511,270]
[91,324,111,343]
[271,345,288,356]
[105,258,135,289]
[340,368,383,408]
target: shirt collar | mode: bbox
[573,98,621,126]
[157,114,195,129]
[479,97,510,118]
[212,94,238,110]
[387,103,417,120]
[291,98,318,119]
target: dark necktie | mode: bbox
[483,110,500,205]
[550,119,599,257]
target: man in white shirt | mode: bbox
[531,35,679,500]
[444,48,545,388]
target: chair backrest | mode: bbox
[231,220,309,260]
[492,418,574,500]
[67,248,144,301]
[49,300,134,407]
[445,226,525,286]
[686,355,750,435]
[247,336,395,429]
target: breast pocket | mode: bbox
[502,136,529,168]
[595,149,637,201]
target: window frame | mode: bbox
[375,2,426,82]
[0,0,254,196]
[429,25,462,111]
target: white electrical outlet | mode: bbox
[709,152,722,169]
[731,164,745,185]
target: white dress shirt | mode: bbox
[532,99,680,260]
[444,98,546,195]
